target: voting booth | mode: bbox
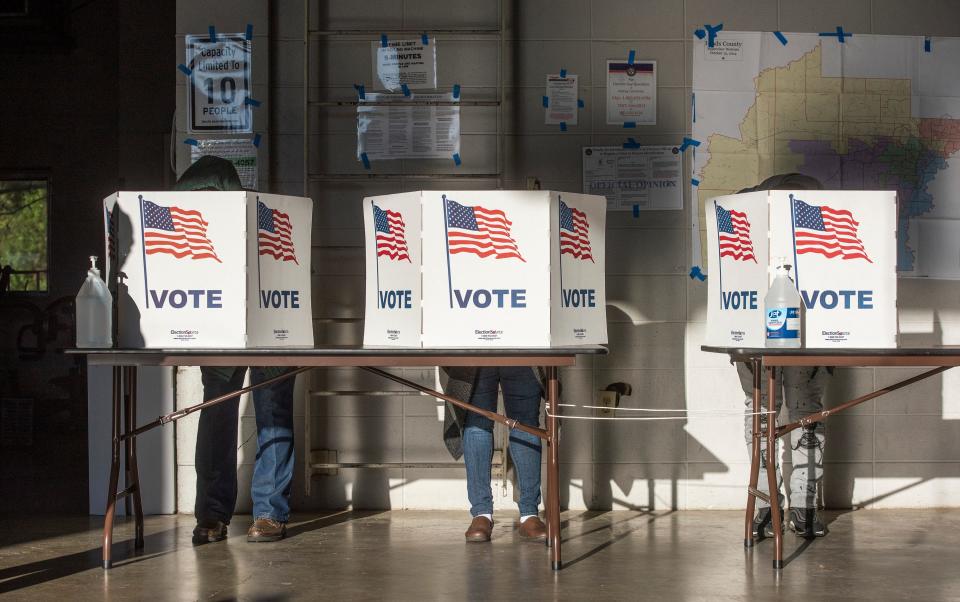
[103,191,314,348]
[363,190,608,347]
[705,190,897,348]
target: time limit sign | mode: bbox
[186,33,252,133]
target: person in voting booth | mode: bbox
[737,173,832,539]
[175,156,296,544]
[441,367,548,542]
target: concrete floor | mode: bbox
[1,510,958,601]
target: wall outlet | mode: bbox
[597,390,618,417]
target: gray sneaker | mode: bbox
[752,508,782,539]
[788,508,827,538]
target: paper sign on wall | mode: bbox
[582,146,682,211]
[190,139,258,190]
[372,38,438,91]
[545,74,578,125]
[186,34,252,133]
[357,92,460,161]
[606,59,656,125]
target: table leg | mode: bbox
[745,357,762,548]
[102,366,122,569]
[546,366,561,570]
[125,366,145,549]
[766,365,783,570]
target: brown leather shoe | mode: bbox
[518,516,547,541]
[247,518,287,542]
[192,520,228,545]
[464,516,493,542]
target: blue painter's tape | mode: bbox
[560,122,567,131]
[577,98,584,108]
[774,31,788,45]
[542,96,549,108]
[678,137,701,152]
[689,266,706,281]
[705,23,723,48]
[252,133,262,148]
[632,204,639,218]
[422,33,429,45]
[244,97,262,107]
[360,153,370,169]
[355,84,365,100]
[623,138,641,149]
[925,37,932,52]
[691,178,700,186]
[183,138,199,146]
[245,23,253,40]
[560,68,567,78]
[694,28,706,40]
[819,26,851,43]
[177,64,193,76]
[401,83,411,97]
[208,25,217,43]
[452,84,461,99]
[623,121,637,128]
[381,34,388,48]
[453,153,462,166]
[627,49,635,65]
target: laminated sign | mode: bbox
[705,190,897,348]
[186,33,252,133]
[103,191,313,348]
[363,190,608,347]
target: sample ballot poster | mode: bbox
[582,146,682,211]
[545,74,578,125]
[605,60,656,125]
[190,138,258,190]
[357,93,460,161]
[186,33,252,133]
[372,38,438,92]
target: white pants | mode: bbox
[738,363,830,510]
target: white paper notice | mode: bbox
[544,74,578,125]
[372,39,438,91]
[190,139,258,190]
[582,146,682,211]
[186,34,252,133]
[357,93,460,161]
[605,60,656,125]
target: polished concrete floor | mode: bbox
[0,509,958,601]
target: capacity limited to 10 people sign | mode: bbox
[186,33,252,133]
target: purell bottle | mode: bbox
[76,255,113,348]
[764,257,801,348]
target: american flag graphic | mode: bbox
[105,206,116,259]
[373,204,410,262]
[257,200,298,264]
[445,197,524,261]
[715,204,756,262]
[141,198,220,262]
[559,200,593,262]
[792,196,871,262]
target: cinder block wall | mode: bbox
[173,0,960,513]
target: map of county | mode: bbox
[693,32,960,278]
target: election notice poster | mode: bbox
[544,74,578,125]
[372,38,438,91]
[582,146,682,211]
[190,138,258,190]
[186,33,252,133]
[357,93,460,161]
[605,60,656,125]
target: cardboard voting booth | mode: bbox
[103,191,314,348]
[363,190,607,347]
[705,190,897,348]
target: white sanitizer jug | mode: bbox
[764,257,802,348]
[76,255,113,348]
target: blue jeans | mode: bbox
[195,367,295,524]
[463,367,543,517]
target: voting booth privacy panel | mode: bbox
[705,190,897,348]
[363,190,608,347]
[103,191,314,348]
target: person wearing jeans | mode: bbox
[461,367,547,542]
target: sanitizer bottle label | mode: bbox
[766,306,799,339]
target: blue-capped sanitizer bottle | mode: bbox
[764,257,801,348]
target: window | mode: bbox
[0,179,48,292]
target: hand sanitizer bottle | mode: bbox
[765,257,801,348]
[76,255,113,348]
